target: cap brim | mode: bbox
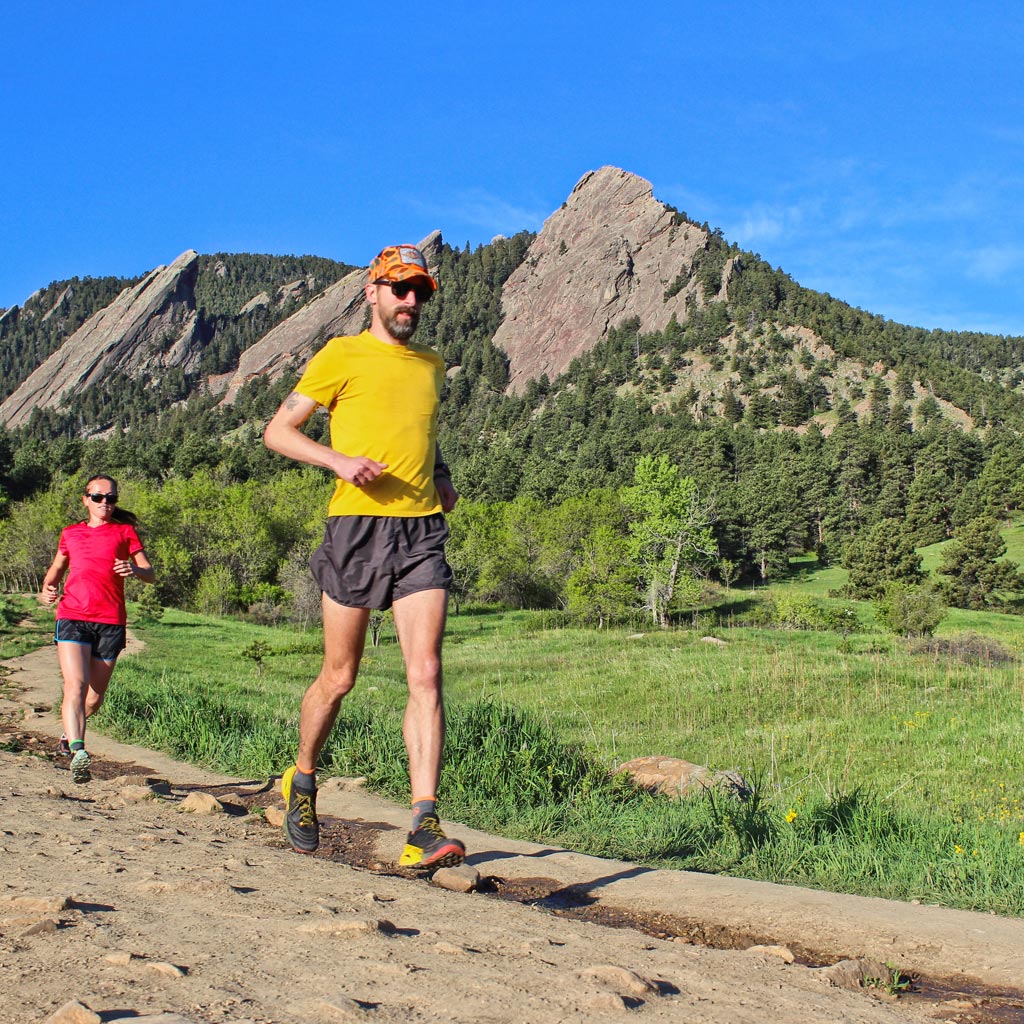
[383,268,437,290]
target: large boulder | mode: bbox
[616,756,750,801]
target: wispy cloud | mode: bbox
[715,196,824,259]
[411,188,550,239]
[678,164,1024,333]
[717,163,1022,248]
[963,244,1024,283]
[734,212,786,245]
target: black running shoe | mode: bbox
[281,766,319,854]
[398,814,466,869]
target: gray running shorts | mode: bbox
[310,514,452,611]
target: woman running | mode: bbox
[39,474,155,783]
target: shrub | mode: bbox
[245,601,285,626]
[134,586,165,623]
[240,640,272,675]
[909,633,1015,665]
[771,594,861,633]
[0,597,22,628]
[873,582,946,638]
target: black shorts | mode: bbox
[54,620,127,661]
[310,514,452,611]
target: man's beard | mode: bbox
[382,307,419,341]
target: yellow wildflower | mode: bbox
[785,808,798,824]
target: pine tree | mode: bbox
[842,519,925,599]
[937,517,1024,610]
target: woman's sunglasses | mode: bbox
[86,492,118,504]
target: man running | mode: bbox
[263,244,464,869]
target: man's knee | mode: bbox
[313,666,359,702]
[406,656,443,694]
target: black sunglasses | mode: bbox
[86,492,118,504]
[374,279,434,303]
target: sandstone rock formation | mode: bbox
[40,285,72,323]
[215,230,443,402]
[492,166,716,393]
[0,250,201,428]
[239,291,271,315]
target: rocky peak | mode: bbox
[491,167,713,392]
[0,250,201,428]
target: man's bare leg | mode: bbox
[392,587,448,799]
[296,594,370,772]
[393,587,465,868]
[283,594,369,854]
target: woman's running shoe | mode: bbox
[70,749,91,784]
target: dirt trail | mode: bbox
[2,643,1022,1024]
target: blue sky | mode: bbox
[3,1,1023,337]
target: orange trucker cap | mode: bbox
[367,245,438,290]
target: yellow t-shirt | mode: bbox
[295,331,445,517]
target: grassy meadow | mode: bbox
[4,532,1023,916]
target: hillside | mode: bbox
[1,167,1022,441]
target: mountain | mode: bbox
[1,167,1022,439]
[0,252,354,430]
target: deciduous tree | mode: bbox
[623,455,716,626]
